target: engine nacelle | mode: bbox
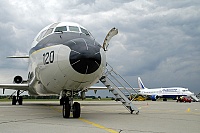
[150,95,159,101]
[13,76,23,84]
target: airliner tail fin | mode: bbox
[138,77,146,89]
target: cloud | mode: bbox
[0,0,199,95]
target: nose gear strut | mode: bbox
[61,90,81,118]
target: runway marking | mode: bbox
[186,108,190,112]
[79,118,118,133]
[48,105,62,113]
[138,104,149,109]
[48,105,118,132]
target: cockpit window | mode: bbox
[36,30,47,41]
[69,26,79,32]
[55,26,67,32]
[80,27,90,35]
[44,28,54,37]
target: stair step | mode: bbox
[113,93,118,95]
[109,89,114,92]
[120,99,125,103]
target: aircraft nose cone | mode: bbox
[65,38,101,74]
[70,50,101,74]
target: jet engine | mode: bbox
[13,76,23,84]
[150,95,159,101]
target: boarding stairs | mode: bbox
[100,63,139,114]
[190,94,199,102]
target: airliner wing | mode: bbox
[0,84,29,90]
[88,86,140,91]
[88,86,108,90]
[7,55,29,58]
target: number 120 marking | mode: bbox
[43,51,54,65]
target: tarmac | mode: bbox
[0,100,199,133]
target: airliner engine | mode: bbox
[150,95,159,101]
[13,76,23,84]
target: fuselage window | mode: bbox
[69,26,79,32]
[80,28,90,36]
[55,26,67,32]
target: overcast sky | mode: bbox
[0,0,199,96]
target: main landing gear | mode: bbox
[60,92,81,118]
[12,90,23,105]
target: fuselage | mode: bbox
[27,22,106,95]
[138,87,193,98]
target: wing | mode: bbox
[88,86,108,90]
[7,55,29,58]
[88,86,140,91]
[0,83,29,91]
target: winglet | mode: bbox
[138,77,146,89]
[102,27,118,51]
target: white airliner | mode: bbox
[0,22,118,118]
[137,77,194,101]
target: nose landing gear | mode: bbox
[61,91,81,118]
[63,97,70,118]
[73,102,80,118]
